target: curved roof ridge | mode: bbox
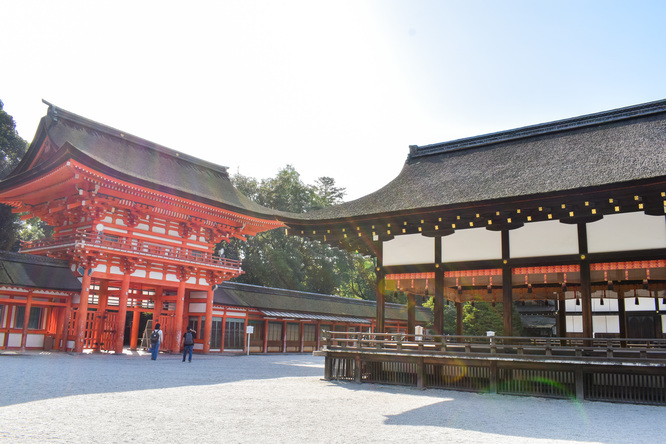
[410,98,666,158]
[42,100,230,176]
[219,281,410,309]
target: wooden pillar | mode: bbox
[174,276,187,353]
[433,237,444,334]
[618,289,627,339]
[557,296,567,338]
[54,300,68,351]
[61,297,73,351]
[20,291,33,352]
[130,309,140,350]
[263,319,268,353]
[220,313,226,352]
[455,301,463,335]
[203,286,214,353]
[407,292,416,335]
[375,241,385,333]
[502,230,513,336]
[578,224,593,340]
[74,269,92,353]
[94,281,108,353]
[282,320,287,353]
[299,323,305,353]
[115,272,130,354]
[153,287,163,320]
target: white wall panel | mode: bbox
[442,228,501,262]
[188,302,206,313]
[625,297,656,312]
[510,220,578,258]
[566,315,582,333]
[383,234,434,266]
[587,212,666,253]
[593,315,620,334]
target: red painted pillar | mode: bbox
[130,309,140,350]
[282,320,287,353]
[115,272,130,354]
[174,277,187,353]
[60,297,73,351]
[20,291,33,351]
[74,270,93,353]
[94,281,108,353]
[203,286,214,353]
[299,322,305,353]
[263,319,268,353]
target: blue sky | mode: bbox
[3,1,666,200]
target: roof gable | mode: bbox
[215,282,432,323]
[292,99,666,221]
[0,251,81,291]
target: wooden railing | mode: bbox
[322,332,666,360]
[21,232,241,270]
[319,332,666,405]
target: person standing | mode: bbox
[150,322,163,360]
[182,326,196,362]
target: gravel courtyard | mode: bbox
[0,350,662,443]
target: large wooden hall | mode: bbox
[284,99,666,340]
[281,98,666,405]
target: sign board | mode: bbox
[246,326,254,334]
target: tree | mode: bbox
[222,165,376,299]
[0,100,29,251]
[423,299,524,335]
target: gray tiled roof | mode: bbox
[2,102,284,220]
[214,281,433,323]
[0,251,81,291]
[290,99,666,221]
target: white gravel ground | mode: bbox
[0,350,662,443]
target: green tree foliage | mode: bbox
[423,299,524,335]
[0,100,28,251]
[0,101,52,251]
[221,165,376,299]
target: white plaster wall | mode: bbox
[190,291,207,299]
[565,298,581,313]
[625,297,656,312]
[510,220,578,258]
[7,333,22,347]
[189,302,206,313]
[587,212,666,253]
[566,316,583,333]
[383,233,434,266]
[442,228,501,262]
[592,298,618,312]
[131,269,147,278]
[592,315,620,334]
[27,334,45,347]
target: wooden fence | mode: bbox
[319,332,666,406]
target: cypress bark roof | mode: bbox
[214,281,433,323]
[290,99,666,221]
[1,101,282,220]
[0,251,81,291]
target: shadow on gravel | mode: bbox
[329,379,663,444]
[0,351,324,407]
